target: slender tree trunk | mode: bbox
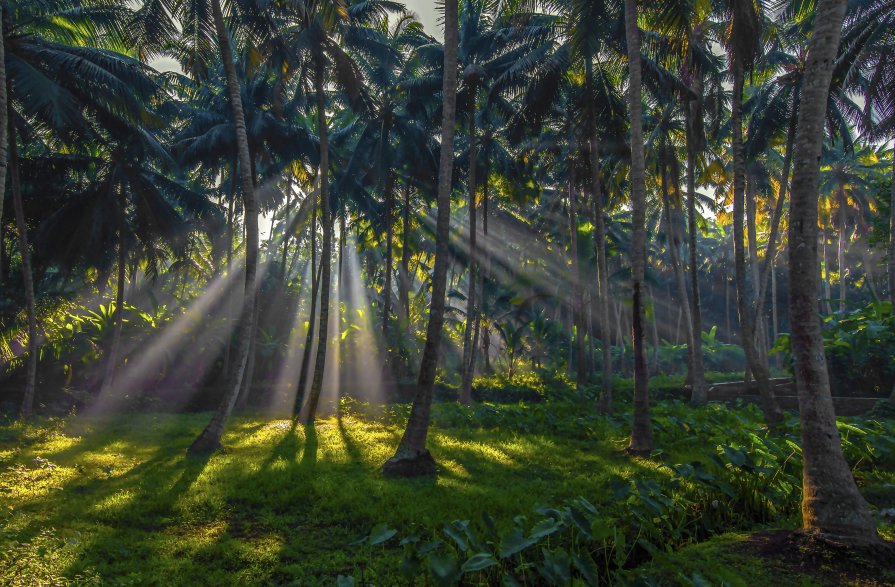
[188,0,259,453]
[400,184,412,323]
[752,113,796,332]
[460,106,478,404]
[746,175,770,369]
[823,228,833,314]
[568,178,586,388]
[588,133,614,412]
[0,6,8,257]
[661,147,696,388]
[223,186,235,375]
[280,175,292,283]
[303,63,333,424]
[384,0,458,476]
[101,187,127,394]
[889,157,895,311]
[838,187,847,314]
[684,91,708,403]
[731,55,783,426]
[383,171,395,353]
[294,239,322,416]
[787,0,879,544]
[9,121,37,419]
[624,0,653,455]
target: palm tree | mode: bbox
[787,0,880,544]
[383,0,459,477]
[624,0,653,455]
[184,0,261,454]
[724,0,783,426]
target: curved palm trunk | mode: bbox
[624,0,653,455]
[731,56,783,426]
[101,187,127,395]
[9,121,37,419]
[460,107,478,405]
[746,175,769,368]
[383,0,458,477]
[188,0,259,454]
[684,92,708,404]
[788,0,879,544]
[303,64,333,424]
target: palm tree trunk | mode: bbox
[400,184,412,323]
[0,6,8,253]
[731,55,783,426]
[188,0,259,454]
[787,0,879,544]
[460,107,478,405]
[383,0,458,477]
[661,146,696,388]
[588,131,614,412]
[823,227,833,314]
[223,184,235,375]
[294,240,322,416]
[624,0,653,455]
[383,170,395,353]
[684,91,708,403]
[889,157,894,311]
[9,120,37,419]
[838,187,847,314]
[280,175,292,283]
[568,180,586,389]
[101,187,127,394]
[751,112,796,333]
[303,63,333,424]
[746,175,770,369]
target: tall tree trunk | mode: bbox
[383,170,395,354]
[838,186,847,314]
[746,174,770,369]
[223,184,235,375]
[624,0,653,455]
[661,146,696,388]
[460,106,478,404]
[383,0,458,477]
[889,159,895,403]
[822,227,833,314]
[188,0,259,453]
[294,237,322,416]
[9,121,37,419]
[303,63,333,424]
[0,6,8,260]
[788,0,879,544]
[400,184,412,323]
[101,187,127,394]
[280,175,292,283]
[731,55,783,426]
[684,90,708,403]
[568,178,586,388]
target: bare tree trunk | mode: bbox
[889,157,895,310]
[383,0,458,477]
[684,90,708,403]
[823,227,833,314]
[568,179,586,389]
[189,0,259,453]
[9,121,37,419]
[0,6,8,260]
[280,175,292,283]
[302,62,333,424]
[588,134,614,412]
[223,185,235,375]
[383,171,395,354]
[731,55,783,426]
[460,106,478,404]
[838,187,847,314]
[101,187,127,394]
[624,0,653,455]
[400,184,412,323]
[788,0,879,543]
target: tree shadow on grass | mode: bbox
[300,423,318,471]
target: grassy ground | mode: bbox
[0,401,892,585]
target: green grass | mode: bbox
[0,400,891,586]
[0,412,664,585]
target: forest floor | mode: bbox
[0,390,893,585]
